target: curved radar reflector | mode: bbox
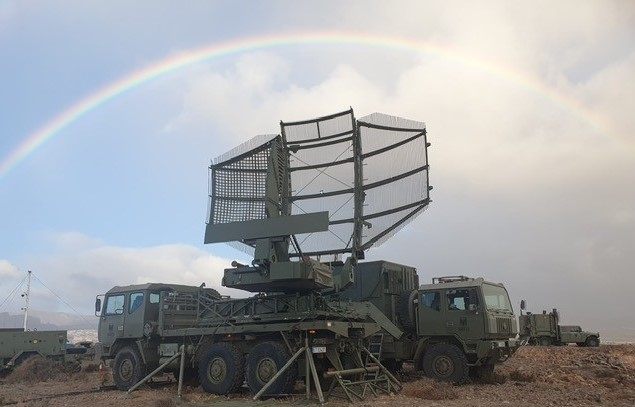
[205,108,431,261]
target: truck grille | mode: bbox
[496,317,513,335]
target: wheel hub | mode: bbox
[208,357,227,384]
[256,357,277,383]
[120,359,133,381]
[433,355,454,378]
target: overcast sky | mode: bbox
[0,1,633,338]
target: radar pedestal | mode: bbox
[205,212,334,292]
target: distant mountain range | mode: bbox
[0,310,98,331]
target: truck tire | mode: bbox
[113,346,147,391]
[538,336,552,346]
[198,342,244,395]
[397,290,417,333]
[422,343,469,384]
[585,336,600,347]
[245,341,297,396]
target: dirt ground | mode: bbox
[1,344,634,407]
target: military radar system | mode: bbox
[95,108,518,401]
[518,301,600,347]
[205,108,431,291]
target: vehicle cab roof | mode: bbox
[105,282,200,295]
[419,276,506,291]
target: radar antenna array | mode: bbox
[204,108,431,292]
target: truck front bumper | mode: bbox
[476,338,520,363]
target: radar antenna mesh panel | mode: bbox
[282,110,357,257]
[356,112,430,249]
[207,134,279,225]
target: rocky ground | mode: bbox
[1,344,633,407]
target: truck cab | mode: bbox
[95,283,197,359]
[415,276,518,370]
[335,265,519,383]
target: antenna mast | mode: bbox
[21,270,32,331]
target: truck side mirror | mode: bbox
[95,298,102,314]
[520,299,526,311]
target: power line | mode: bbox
[0,274,27,311]
[30,272,93,326]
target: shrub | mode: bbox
[5,357,74,383]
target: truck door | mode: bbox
[124,292,145,338]
[123,291,161,338]
[444,288,482,339]
[99,293,126,344]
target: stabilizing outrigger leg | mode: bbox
[324,346,402,403]
[251,333,402,404]
[253,334,326,403]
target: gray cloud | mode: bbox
[1,234,247,316]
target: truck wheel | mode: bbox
[397,290,417,333]
[113,346,147,391]
[585,336,600,347]
[198,342,244,395]
[422,343,469,384]
[245,341,297,396]
[538,336,552,346]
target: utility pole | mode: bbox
[21,270,32,331]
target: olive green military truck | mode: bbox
[95,265,518,394]
[518,302,600,347]
[94,109,518,400]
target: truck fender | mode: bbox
[110,340,148,365]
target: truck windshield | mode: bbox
[482,284,513,313]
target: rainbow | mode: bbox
[0,32,626,180]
